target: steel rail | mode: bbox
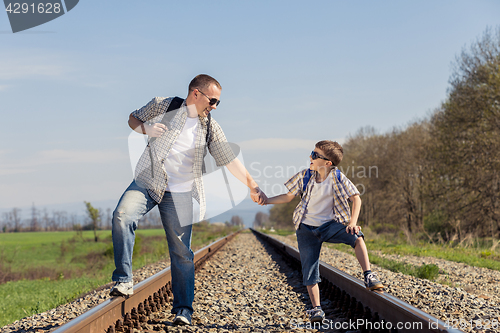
[53,231,240,333]
[252,229,464,333]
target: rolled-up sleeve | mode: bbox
[284,170,306,196]
[131,97,170,123]
[339,172,360,198]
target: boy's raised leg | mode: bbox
[354,237,370,271]
[354,238,384,290]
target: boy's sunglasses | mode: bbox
[311,151,330,161]
[198,89,221,107]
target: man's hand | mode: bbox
[250,187,268,206]
[346,224,361,235]
[145,123,168,137]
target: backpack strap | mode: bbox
[160,96,184,126]
[301,169,312,197]
[202,113,211,174]
[148,97,184,178]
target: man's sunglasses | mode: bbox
[311,151,330,161]
[198,89,220,107]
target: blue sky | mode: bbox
[1,1,499,220]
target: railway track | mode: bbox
[53,229,463,333]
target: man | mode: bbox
[110,74,265,326]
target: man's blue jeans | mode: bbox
[111,180,194,315]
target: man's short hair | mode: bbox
[315,140,343,166]
[188,74,222,93]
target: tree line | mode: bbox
[0,203,157,233]
[257,27,500,242]
[1,202,245,234]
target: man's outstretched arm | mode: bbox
[225,158,267,205]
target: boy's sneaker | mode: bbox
[173,308,192,326]
[364,272,384,290]
[306,307,325,323]
[109,281,134,296]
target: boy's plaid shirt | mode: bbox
[284,168,360,230]
[132,97,236,221]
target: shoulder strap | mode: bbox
[301,169,312,196]
[205,113,211,145]
[159,96,184,127]
[201,113,212,174]
[336,168,341,183]
[147,97,184,178]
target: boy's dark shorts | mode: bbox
[295,219,365,286]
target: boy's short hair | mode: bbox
[188,74,222,93]
[315,140,343,166]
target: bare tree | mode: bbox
[253,212,269,229]
[105,208,112,230]
[6,208,23,232]
[41,208,50,231]
[229,215,244,228]
[30,203,39,232]
[2,212,12,233]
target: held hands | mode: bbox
[250,187,268,206]
[346,224,361,235]
[144,123,168,137]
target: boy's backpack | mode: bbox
[301,168,346,197]
[148,96,212,177]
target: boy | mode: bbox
[264,140,383,323]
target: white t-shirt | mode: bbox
[164,116,198,192]
[302,176,336,227]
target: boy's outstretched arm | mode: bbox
[346,194,362,234]
[265,192,295,205]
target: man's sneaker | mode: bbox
[109,281,134,296]
[364,272,384,290]
[173,308,192,326]
[306,307,325,323]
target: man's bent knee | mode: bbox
[112,209,137,230]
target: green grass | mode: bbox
[367,254,441,280]
[0,230,111,273]
[363,238,500,271]
[0,224,239,327]
[256,228,500,272]
[0,276,109,326]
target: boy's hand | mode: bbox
[346,225,361,235]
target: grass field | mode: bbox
[260,228,500,273]
[0,224,238,327]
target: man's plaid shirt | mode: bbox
[132,97,236,221]
[284,168,360,230]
